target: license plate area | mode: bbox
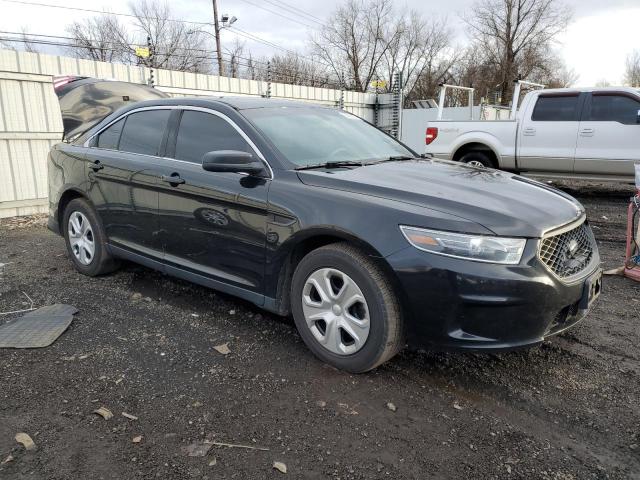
[579,269,602,310]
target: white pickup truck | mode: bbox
[423,87,640,182]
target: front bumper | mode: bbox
[386,239,601,351]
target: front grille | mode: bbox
[539,221,595,280]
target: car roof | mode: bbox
[129,96,327,111]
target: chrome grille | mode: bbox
[539,221,595,280]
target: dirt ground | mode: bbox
[1,180,639,480]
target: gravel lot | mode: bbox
[1,181,639,479]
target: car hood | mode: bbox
[296,159,584,238]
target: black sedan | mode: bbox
[47,96,602,373]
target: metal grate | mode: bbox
[539,221,595,280]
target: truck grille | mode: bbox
[539,221,595,280]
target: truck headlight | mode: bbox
[400,226,526,265]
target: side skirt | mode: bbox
[107,244,280,314]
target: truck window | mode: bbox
[531,95,579,122]
[588,94,640,125]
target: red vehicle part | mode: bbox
[624,193,640,282]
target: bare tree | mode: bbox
[595,78,612,87]
[0,28,41,53]
[381,13,452,95]
[65,15,131,62]
[311,0,401,92]
[129,0,212,73]
[625,50,640,87]
[463,0,572,104]
[224,39,246,78]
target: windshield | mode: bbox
[242,107,414,168]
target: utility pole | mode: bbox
[212,0,224,76]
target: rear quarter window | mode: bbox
[118,110,171,156]
[531,95,579,121]
[96,118,124,150]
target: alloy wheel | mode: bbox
[68,211,95,265]
[466,160,486,168]
[301,268,370,355]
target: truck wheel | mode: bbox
[460,151,494,168]
[63,198,119,276]
[290,243,405,373]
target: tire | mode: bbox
[460,151,494,168]
[290,243,404,373]
[63,198,119,276]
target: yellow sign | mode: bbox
[371,80,387,88]
[135,47,150,58]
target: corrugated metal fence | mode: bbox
[0,48,377,218]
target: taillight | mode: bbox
[426,127,438,145]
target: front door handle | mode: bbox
[161,173,186,185]
[89,160,104,171]
[580,128,595,137]
[523,127,536,136]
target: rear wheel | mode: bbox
[460,151,494,168]
[291,243,404,373]
[63,198,119,276]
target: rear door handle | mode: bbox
[161,173,186,185]
[580,128,595,137]
[523,127,536,136]
[89,160,104,171]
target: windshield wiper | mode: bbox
[373,155,415,163]
[295,161,365,171]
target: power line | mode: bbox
[0,0,212,25]
[235,0,317,29]
[263,0,326,25]
[0,0,328,71]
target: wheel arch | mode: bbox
[56,187,92,233]
[269,227,405,317]
[452,142,500,168]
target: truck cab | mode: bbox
[422,86,640,182]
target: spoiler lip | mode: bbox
[53,77,169,142]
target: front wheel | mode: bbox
[290,243,404,373]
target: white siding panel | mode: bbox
[0,140,15,201]
[8,140,37,200]
[39,53,60,76]
[0,80,27,131]
[17,51,41,74]
[30,140,50,198]
[22,82,48,132]
[0,49,18,71]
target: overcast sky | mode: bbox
[1,0,638,86]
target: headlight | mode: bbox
[400,226,526,265]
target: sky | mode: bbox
[0,0,638,86]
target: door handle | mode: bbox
[523,127,536,136]
[580,128,595,137]
[89,160,104,171]
[161,173,186,185]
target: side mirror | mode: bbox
[201,150,266,176]
[637,109,640,124]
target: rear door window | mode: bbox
[174,110,254,164]
[96,118,124,150]
[588,94,640,125]
[118,110,171,156]
[531,95,580,121]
